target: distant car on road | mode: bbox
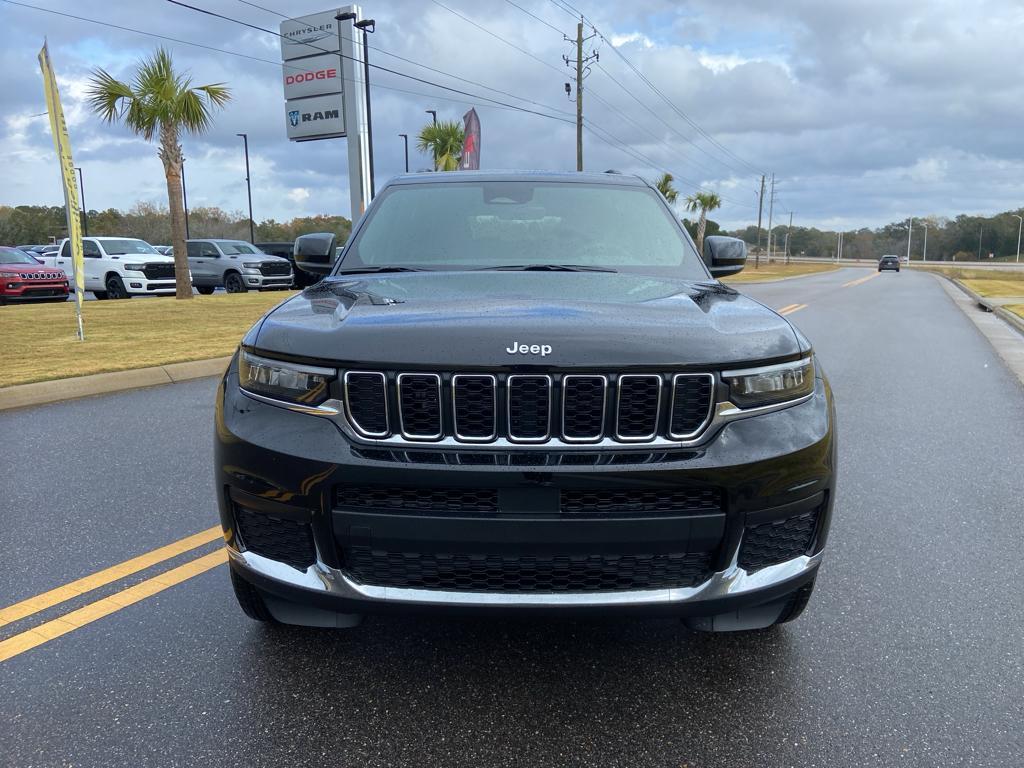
[255,240,319,288]
[878,255,900,272]
[0,246,69,305]
[186,239,293,294]
[38,236,178,299]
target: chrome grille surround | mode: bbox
[506,374,552,443]
[668,373,716,440]
[451,374,498,442]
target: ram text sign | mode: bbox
[285,93,346,141]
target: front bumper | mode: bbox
[125,279,176,294]
[0,279,69,301]
[242,270,293,289]
[216,355,836,618]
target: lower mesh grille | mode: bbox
[337,486,499,514]
[560,488,721,516]
[739,509,819,571]
[235,507,315,570]
[345,547,713,592]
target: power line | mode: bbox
[501,0,566,36]
[234,0,575,118]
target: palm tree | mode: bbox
[87,48,231,299]
[654,172,678,205]
[685,191,723,255]
[417,120,465,172]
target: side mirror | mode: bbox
[703,235,747,277]
[294,232,338,275]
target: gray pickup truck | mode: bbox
[185,239,293,294]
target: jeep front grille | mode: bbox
[342,371,715,446]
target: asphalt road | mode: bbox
[2,267,1023,767]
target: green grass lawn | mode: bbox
[1006,305,1024,322]
[723,261,840,283]
[0,291,297,388]
[911,265,1024,297]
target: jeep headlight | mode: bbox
[123,263,146,272]
[238,350,335,406]
[723,356,815,408]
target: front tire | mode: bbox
[224,272,247,293]
[105,275,129,299]
[230,568,276,622]
[93,291,108,300]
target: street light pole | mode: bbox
[922,223,928,263]
[905,216,913,264]
[236,133,255,243]
[978,225,983,260]
[1013,215,1022,263]
[181,158,190,239]
[355,19,376,198]
[398,133,409,173]
[425,109,437,125]
[74,166,88,236]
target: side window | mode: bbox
[60,241,70,258]
[186,242,201,258]
[201,242,220,257]
[83,240,102,258]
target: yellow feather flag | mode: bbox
[38,41,85,340]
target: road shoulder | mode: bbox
[935,275,1024,387]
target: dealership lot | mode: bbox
[2,269,1023,766]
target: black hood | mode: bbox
[251,272,800,369]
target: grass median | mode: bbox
[1,291,297,388]
[911,265,1024,298]
[722,261,840,283]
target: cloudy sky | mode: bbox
[3,0,1023,230]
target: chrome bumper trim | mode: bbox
[228,545,822,609]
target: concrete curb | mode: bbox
[949,278,1024,336]
[0,356,231,412]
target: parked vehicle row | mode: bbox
[2,235,331,303]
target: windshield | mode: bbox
[0,248,41,265]
[100,239,159,256]
[339,181,709,279]
[218,242,261,255]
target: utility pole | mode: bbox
[763,173,775,266]
[1013,215,1022,263]
[906,216,913,264]
[564,18,598,171]
[836,231,843,261]
[181,157,190,240]
[755,174,766,266]
[399,133,409,173]
[785,211,794,264]
[978,225,983,260]
[922,223,928,263]
[236,133,255,243]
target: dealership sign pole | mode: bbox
[38,41,85,341]
[280,7,371,219]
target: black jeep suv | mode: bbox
[216,171,836,632]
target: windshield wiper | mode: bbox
[474,263,617,273]
[335,266,431,275]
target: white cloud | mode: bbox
[287,187,311,203]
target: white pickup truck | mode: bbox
[41,237,179,299]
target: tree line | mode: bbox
[726,210,1024,261]
[0,203,352,249]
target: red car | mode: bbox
[0,246,69,304]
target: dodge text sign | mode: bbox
[283,53,343,99]
[285,93,346,141]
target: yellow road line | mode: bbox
[843,271,881,288]
[0,549,227,664]
[0,525,223,628]
[779,304,808,315]
[777,303,800,313]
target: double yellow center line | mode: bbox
[0,526,226,663]
[778,303,808,316]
